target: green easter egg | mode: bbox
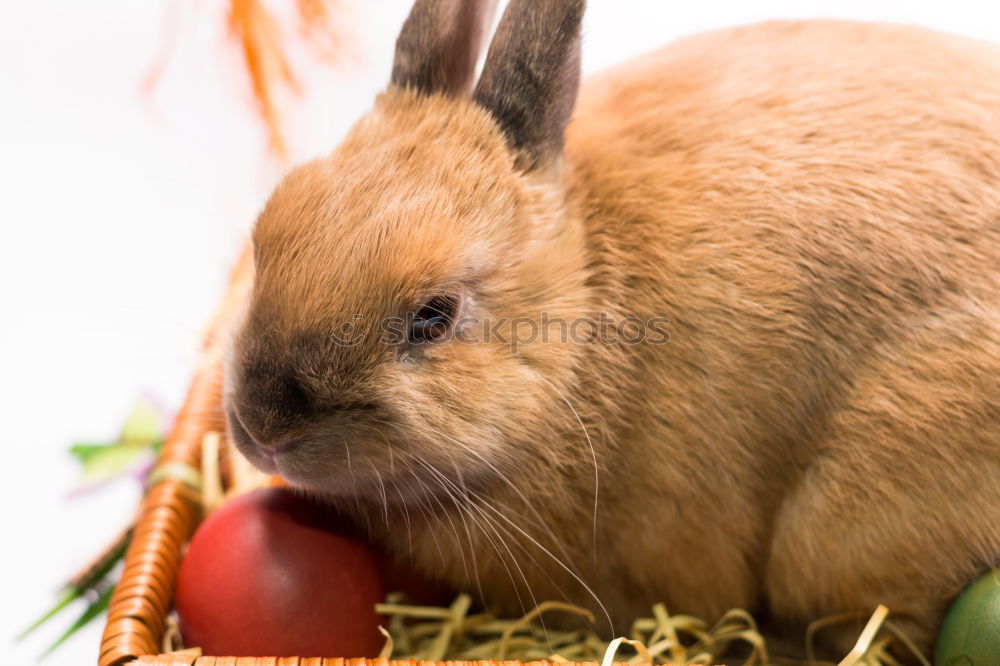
[935,569,1000,666]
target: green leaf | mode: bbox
[18,529,130,642]
[68,443,114,464]
[37,584,115,661]
[17,588,80,642]
[68,401,166,482]
[120,401,163,444]
[77,443,153,481]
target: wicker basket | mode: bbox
[93,248,595,666]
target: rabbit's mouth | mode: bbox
[279,443,497,509]
[229,415,492,504]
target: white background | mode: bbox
[3,1,1000,664]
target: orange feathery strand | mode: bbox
[146,0,350,163]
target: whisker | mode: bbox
[405,454,494,604]
[442,458,487,605]
[357,416,608,633]
[411,454,532,619]
[371,463,390,529]
[365,426,414,557]
[390,477,414,557]
[541,376,601,567]
[467,480,613,634]
[428,427,579,572]
[425,445,593,641]
[402,458,449,571]
[408,456,477,593]
[338,436,362,516]
[380,422,477,592]
[441,455,558,652]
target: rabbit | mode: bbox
[223,0,1000,660]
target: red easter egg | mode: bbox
[176,488,385,657]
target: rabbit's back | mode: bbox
[569,19,1000,292]
[567,19,1000,424]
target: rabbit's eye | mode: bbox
[409,295,459,345]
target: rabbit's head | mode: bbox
[224,0,591,502]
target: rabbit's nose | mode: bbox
[234,362,315,434]
[226,399,306,462]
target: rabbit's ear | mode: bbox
[474,0,584,171]
[391,0,499,97]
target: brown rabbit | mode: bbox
[224,0,1000,659]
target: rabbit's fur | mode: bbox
[225,1,1000,658]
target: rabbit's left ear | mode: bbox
[391,0,500,97]
[474,0,585,171]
